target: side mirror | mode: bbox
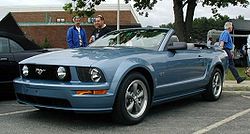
[167,42,187,50]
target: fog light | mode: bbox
[93,90,108,95]
[76,90,92,95]
[22,65,29,77]
[57,66,66,80]
[76,90,107,95]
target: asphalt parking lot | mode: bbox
[0,90,250,134]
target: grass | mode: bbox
[225,67,250,80]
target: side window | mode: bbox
[0,37,10,53]
[10,39,24,52]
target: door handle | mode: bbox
[0,57,8,61]
[198,55,202,57]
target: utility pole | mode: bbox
[72,0,76,12]
[117,0,120,30]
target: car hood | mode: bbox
[20,47,153,66]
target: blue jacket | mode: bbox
[67,26,88,48]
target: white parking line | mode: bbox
[242,95,250,99]
[193,108,250,134]
[0,109,37,117]
[0,104,31,107]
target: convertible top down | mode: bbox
[14,28,228,124]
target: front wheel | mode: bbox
[112,72,151,125]
[202,68,223,101]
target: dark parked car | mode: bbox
[0,31,50,94]
[14,28,228,124]
[0,13,56,95]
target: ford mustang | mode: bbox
[14,28,228,124]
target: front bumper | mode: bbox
[14,78,114,113]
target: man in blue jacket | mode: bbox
[67,16,88,48]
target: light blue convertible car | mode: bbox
[14,28,228,124]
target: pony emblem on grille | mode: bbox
[35,68,46,75]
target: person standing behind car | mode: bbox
[219,22,246,84]
[67,16,88,48]
[207,37,213,48]
[89,15,112,44]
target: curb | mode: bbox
[223,91,250,94]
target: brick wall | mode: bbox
[98,11,138,25]
[20,25,94,48]
[12,11,140,48]
[12,11,138,25]
[20,24,140,48]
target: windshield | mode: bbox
[89,29,168,50]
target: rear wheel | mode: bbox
[112,72,151,125]
[202,68,223,101]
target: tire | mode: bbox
[112,72,151,125]
[202,68,223,101]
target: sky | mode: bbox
[0,0,250,26]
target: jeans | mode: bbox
[224,48,240,80]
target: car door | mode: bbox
[168,49,206,83]
[0,37,15,84]
[9,39,26,80]
[154,36,206,100]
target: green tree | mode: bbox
[159,23,175,29]
[190,14,247,42]
[190,15,230,42]
[236,15,245,20]
[63,0,249,41]
[173,0,248,41]
[63,0,158,17]
[160,15,230,42]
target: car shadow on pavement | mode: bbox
[0,94,16,101]
[146,94,206,117]
[0,86,16,101]
[19,94,207,127]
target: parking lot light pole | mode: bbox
[116,0,120,44]
[117,0,120,30]
[72,0,76,12]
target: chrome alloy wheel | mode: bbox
[212,72,222,98]
[125,80,148,119]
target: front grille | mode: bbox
[20,64,71,81]
[16,93,72,108]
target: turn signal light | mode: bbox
[76,90,107,95]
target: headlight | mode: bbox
[22,65,29,77]
[90,68,102,82]
[57,66,66,80]
[77,67,106,82]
